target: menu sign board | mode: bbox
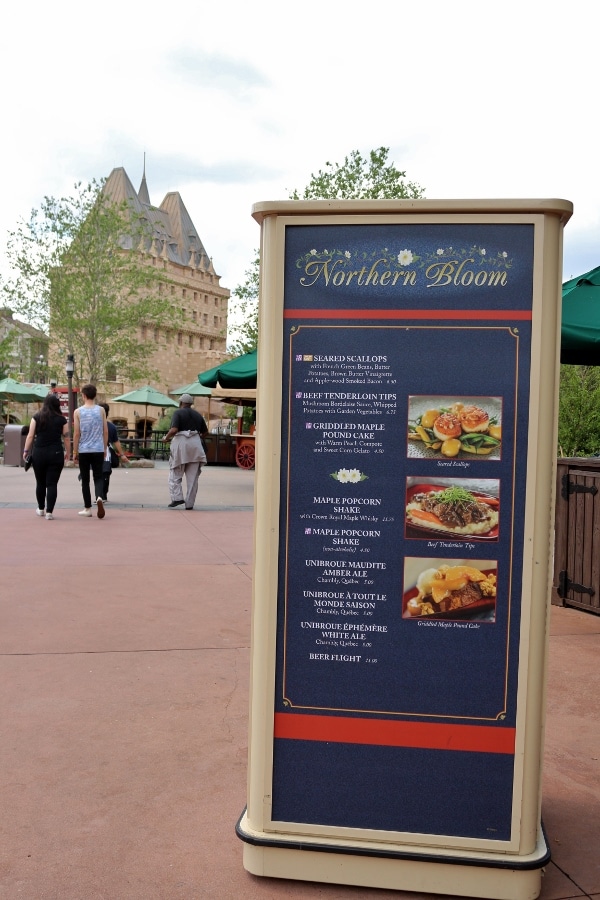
[270,221,534,840]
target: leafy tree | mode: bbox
[0,329,16,378]
[288,147,425,201]
[558,365,600,457]
[227,251,260,356]
[3,180,184,385]
[228,147,425,353]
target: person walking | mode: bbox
[23,393,70,520]
[99,402,126,503]
[73,384,108,519]
[163,393,208,510]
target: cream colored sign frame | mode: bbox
[238,199,572,900]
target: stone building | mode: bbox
[76,166,230,434]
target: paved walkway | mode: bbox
[0,462,598,899]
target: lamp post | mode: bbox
[37,354,46,383]
[66,354,75,460]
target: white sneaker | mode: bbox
[36,509,45,517]
[45,512,54,520]
[78,509,93,517]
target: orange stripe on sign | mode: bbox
[274,713,515,755]
[283,309,532,321]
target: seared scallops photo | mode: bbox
[408,397,502,459]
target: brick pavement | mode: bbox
[0,462,598,899]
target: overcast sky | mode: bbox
[1,0,597,320]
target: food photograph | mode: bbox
[407,396,502,460]
[405,477,500,541]
[402,557,497,622]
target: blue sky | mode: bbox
[1,0,597,313]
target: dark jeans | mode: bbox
[102,466,112,500]
[32,446,64,514]
[78,452,105,509]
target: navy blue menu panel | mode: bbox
[271,223,534,840]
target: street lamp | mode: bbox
[66,354,75,460]
[37,354,45,383]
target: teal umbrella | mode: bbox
[562,266,600,365]
[171,381,212,397]
[0,377,48,421]
[111,385,178,439]
[0,376,47,403]
[29,383,52,399]
[198,349,257,388]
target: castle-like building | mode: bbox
[92,166,230,432]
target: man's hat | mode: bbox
[180,393,194,404]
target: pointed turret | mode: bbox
[138,154,150,205]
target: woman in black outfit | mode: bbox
[24,393,70,520]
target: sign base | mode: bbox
[236,810,549,900]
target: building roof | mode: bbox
[102,167,217,275]
[0,308,47,340]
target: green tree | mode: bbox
[288,147,425,201]
[558,365,600,457]
[0,329,16,378]
[228,148,424,353]
[227,251,260,356]
[3,180,183,385]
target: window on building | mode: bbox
[177,332,183,346]
[158,282,163,294]
[141,325,147,340]
[182,289,186,299]
[214,316,219,327]
[203,314,208,325]
[106,364,117,381]
[193,292,198,302]
[154,328,160,342]
[188,335,193,347]
[214,297,219,306]
[192,310,197,321]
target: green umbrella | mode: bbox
[0,377,48,421]
[198,348,257,389]
[29,383,53,399]
[171,381,212,397]
[0,377,47,403]
[562,266,600,365]
[111,385,178,439]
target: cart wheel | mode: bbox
[236,443,255,469]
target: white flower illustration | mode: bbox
[344,250,351,258]
[331,468,367,482]
[502,251,508,258]
[310,249,317,255]
[480,248,486,256]
[436,248,444,255]
[398,249,414,265]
